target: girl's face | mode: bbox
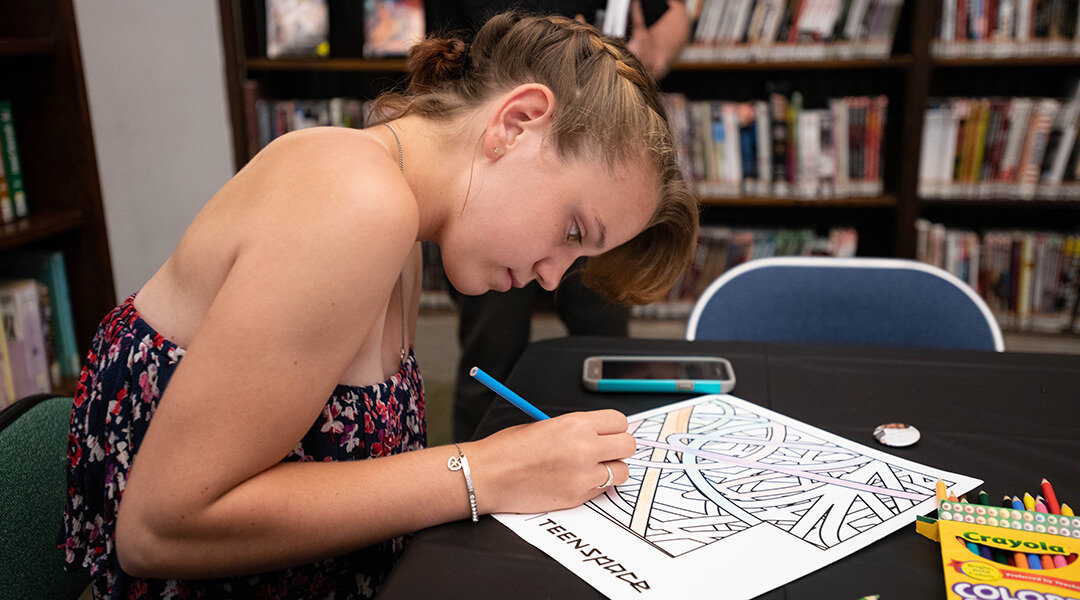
[439,138,658,296]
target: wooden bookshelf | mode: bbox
[245,57,408,72]
[672,56,914,71]
[0,0,117,354]
[217,0,1080,335]
[932,56,1080,67]
[700,195,897,208]
[0,37,58,56]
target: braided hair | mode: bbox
[372,12,699,305]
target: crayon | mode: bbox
[1041,479,1061,515]
[1004,496,1025,567]
[975,491,1010,565]
[959,498,994,560]
[1064,505,1077,564]
[1033,499,1060,569]
[1028,498,1071,569]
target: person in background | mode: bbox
[62,12,698,599]
[427,1,692,442]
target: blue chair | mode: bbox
[0,394,90,599]
[686,257,1004,351]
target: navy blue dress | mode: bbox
[62,295,426,599]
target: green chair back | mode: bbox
[0,395,90,599]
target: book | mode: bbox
[363,0,425,58]
[34,282,59,387]
[602,0,632,37]
[1040,99,1080,193]
[768,89,791,196]
[0,125,12,224]
[0,251,81,379]
[0,279,51,401]
[265,0,330,58]
[1016,98,1060,199]
[0,100,28,219]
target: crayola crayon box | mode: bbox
[917,500,1080,600]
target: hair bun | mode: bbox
[406,37,469,94]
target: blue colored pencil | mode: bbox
[470,366,551,421]
[1011,496,1042,570]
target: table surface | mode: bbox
[379,337,1080,599]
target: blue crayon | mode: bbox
[470,366,551,421]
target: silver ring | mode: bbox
[597,463,614,489]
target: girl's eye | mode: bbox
[568,220,583,244]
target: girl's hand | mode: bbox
[464,409,637,514]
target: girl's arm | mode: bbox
[114,134,634,579]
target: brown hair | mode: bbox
[372,12,699,305]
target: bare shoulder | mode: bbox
[241,127,418,245]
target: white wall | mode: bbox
[72,1,235,299]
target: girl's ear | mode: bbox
[483,83,555,160]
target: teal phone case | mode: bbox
[595,379,725,393]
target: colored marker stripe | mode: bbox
[938,501,1080,538]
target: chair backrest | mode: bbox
[0,395,90,600]
[686,257,1004,351]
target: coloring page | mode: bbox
[495,394,981,599]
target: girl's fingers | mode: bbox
[580,409,630,435]
[598,431,638,462]
[594,460,630,491]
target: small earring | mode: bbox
[493,147,500,154]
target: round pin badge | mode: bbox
[873,422,921,447]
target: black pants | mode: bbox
[452,269,629,441]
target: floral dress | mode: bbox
[61,295,426,599]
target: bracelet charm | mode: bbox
[448,443,478,523]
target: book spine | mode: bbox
[769,93,790,196]
[0,129,12,224]
[0,301,13,407]
[48,252,81,378]
[0,280,51,400]
[1016,98,1060,198]
[755,101,772,196]
[1045,100,1080,186]
[998,98,1033,185]
[0,101,28,219]
[832,98,850,196]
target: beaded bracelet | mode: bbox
[447,443,478,523]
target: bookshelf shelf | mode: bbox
[920,199,1080,209]
[0,37,58,56]
[701,195,897,207]
[245,57,407,72]
[673,56,913,71]
[932,56,1080,68]
[0,210,85,252]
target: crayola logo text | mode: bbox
[962,532,1066,554]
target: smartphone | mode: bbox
[582,355,736,393]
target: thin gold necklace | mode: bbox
[382,122,407,366]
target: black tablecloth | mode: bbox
[379,338,1080,599]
